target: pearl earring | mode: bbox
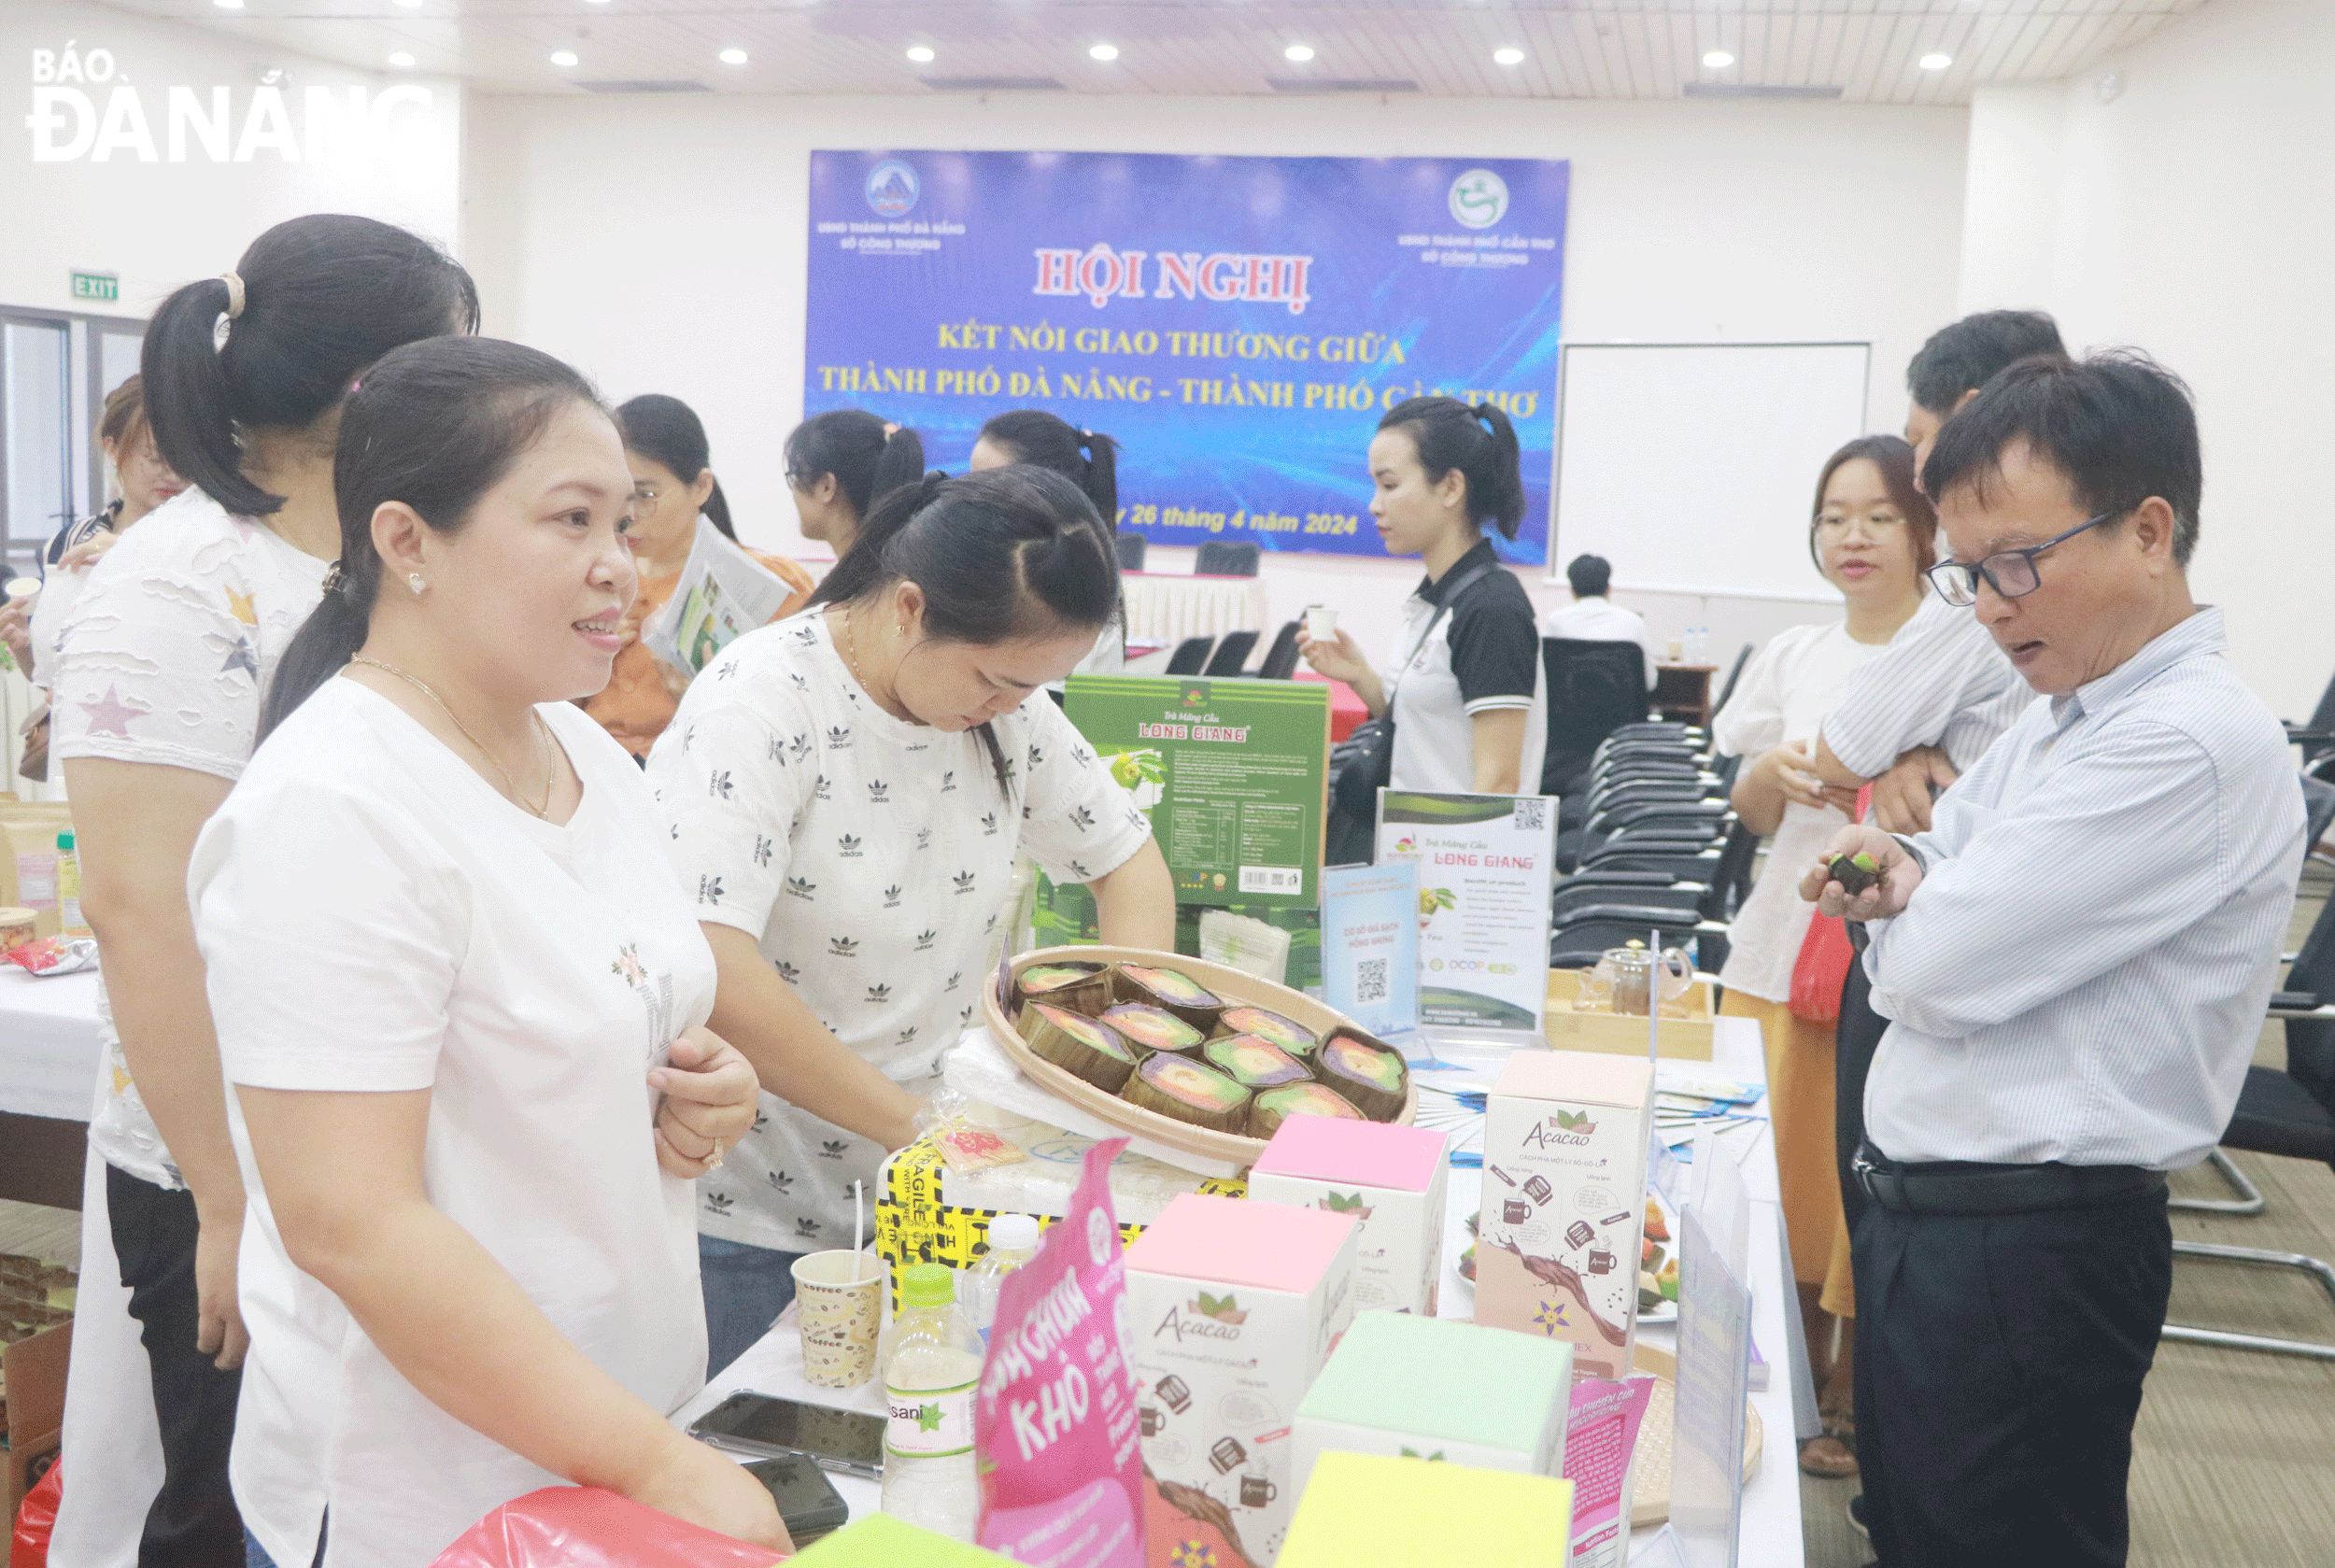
[407,572,426,596]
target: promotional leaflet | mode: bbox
[639,516,800,676]
[975,1137,1148,1568]
[1317,862,1420,1038]
[1373,791,1556,1032]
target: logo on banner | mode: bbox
[865,159,919,217]
[1448,168,1509,229]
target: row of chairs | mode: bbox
[1162,623,1305,681]
[1545,723,1756,974]
[1112,535,1262,577]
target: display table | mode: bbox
[0,968,101,1209]
[1119,572,1271,652]
[676,1018,1804,1564]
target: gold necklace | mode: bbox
[833,608,897,713]
[348,657,556,819]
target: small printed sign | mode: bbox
[71,271,119,303]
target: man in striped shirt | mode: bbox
[1803,352,2303,1568]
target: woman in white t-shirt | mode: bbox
[1709,434,1933,1480]
[195,336,783,1566]
[48,216,480,1568]
[1299,397,1545,802]
[648,466,1175,1375]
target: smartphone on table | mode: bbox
[743,1453,852,1544]
[688,1391,887,1481]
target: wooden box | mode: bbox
[1542,968,1716,1061]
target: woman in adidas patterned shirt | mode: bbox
[649,466,1173,1374]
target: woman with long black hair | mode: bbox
[969,410,1127,681]
[49,215,477,1568]
[647,467,1175,1376]
[782,408,924,559]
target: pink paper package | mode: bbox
[974,1137,1147,1568]
[1564,1376,1656,1568]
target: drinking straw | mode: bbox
[853,1179,866,1282]
[1648,928,1662,1063]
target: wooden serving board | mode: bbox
[982,944,1420,1165]
[1626,1341,1764,1528]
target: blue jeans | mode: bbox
[699,1235,802,1379]
[244,1520,323,1568]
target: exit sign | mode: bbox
[71,271,118,303]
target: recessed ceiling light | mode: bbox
[906,45,935,64]
[212,0,244,9]
[719,48,747,64]
[1493,48,1525,67]
[1703,50,1734,69]
[1919,52,1953,70]
[393,0,423,8]
[550,50,578,67]
[584,0,611,6]
[1089,43,1120,62]
[1284,45,1314,64]
[388,51,415,67]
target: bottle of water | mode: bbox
[960,1213,1041,1344]
[879,1264,983,1541]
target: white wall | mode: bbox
[1,2,462,317]
[1957,0,2335,717]
[465,91,1969,676]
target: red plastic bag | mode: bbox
[11,1458,62,1568]
[1788,912,1851,1023]
[428,1487,787,1568]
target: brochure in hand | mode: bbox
[639,515,800,676]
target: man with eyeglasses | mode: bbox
[1801,353,2303,1568]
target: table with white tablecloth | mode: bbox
[675,1018,1807,1566]
[0,967,102,1208]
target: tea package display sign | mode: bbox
[1289,1311,1572,1491]
[1247,1117,1448,1316]
[1374,791,1557,1033]
[975,1138,1148,1567]
[1124,1194,1359,1568]
[1476,1052,1655,1381]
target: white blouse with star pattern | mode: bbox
[646,611,1153,1253]
[50,487,330,1189]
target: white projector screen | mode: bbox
[1550,342,1874,600]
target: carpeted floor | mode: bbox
[1803,867,2335,1568]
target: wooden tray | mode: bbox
[1626,1342,1764,1528]
[983,944,1420,1165]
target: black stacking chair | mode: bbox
[1196,541,1261,576]
[1712,642,1755,717]
[2284,665,2335,766]
[1164,636,1214,676]
[1255,621,1304,681]
[1115,532,1148,572]
[1201,630,1259,677]
[1550,905,1725,973]
[1541,639,1653,801]
[2161,780,2335,1360]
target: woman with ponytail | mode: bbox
[582,394,815,758]
[47,214,475,1568]
[782,408,924,558]
[199,335,783,1565]
[1301,396,1546,796]
[647,468,1174,1378]
[969,410,1128,682]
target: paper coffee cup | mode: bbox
[1304,606,1338,643]
[791,1250,884,1389]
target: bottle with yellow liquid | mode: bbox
[57,830,90,937]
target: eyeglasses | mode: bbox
[1925,511,2122,607]
[630,485,662,512]
[1811,512,1906,533]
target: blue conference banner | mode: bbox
[803,149,1569,564]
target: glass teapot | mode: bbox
[1575,939,1694,1017]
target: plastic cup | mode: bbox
[1305,606,1339,643]
[1665,638,1685,662]
[791,1250,884,1389]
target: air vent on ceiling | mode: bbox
[1268,77,1420,94]
[1682,83,1843,102]
[923,75,1066,92]
[575,79,711,94]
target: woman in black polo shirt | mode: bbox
[1301,397,1543,795]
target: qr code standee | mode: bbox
[1356,957,1389,1005]
[1512,797,1549,833]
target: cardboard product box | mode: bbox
[1125,1193,1359,1568]
[1475,1052,1655,1381]
[1276,1451,1577,1568]
[1290,1310,1573,1494]
[790,1512,1018,1564]
[0,806,73,939]
[875,1123,1244,1310]
[1247,1117,1449,1317]
[3,1318,70,1519]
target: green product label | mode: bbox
[885,1377,977,1458]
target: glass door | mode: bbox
[2,313,73,579]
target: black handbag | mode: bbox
[1325,560,1499,833]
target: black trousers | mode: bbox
[1834,948,1889,1234]
[106,1162,246,1568]
[1852,1185,2172,1568]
